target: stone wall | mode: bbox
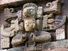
[0,0,68,50]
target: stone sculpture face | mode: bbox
[23,3,37,31]
[24,18,35,31]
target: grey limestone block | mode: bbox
[37,6,43,18]
[55,26,65,40]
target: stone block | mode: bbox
[37,6,43,18]
[36,19,42,30]
[11,33,27,47]
[44,0,61,14]
[1,37,10,48]
[0,0,22,5]
[55,26,65,40]
[8,47,25,51]
[32,31,51,43]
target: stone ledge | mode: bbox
[43,39,68,49]
[1,40,67,51]
[0,0,22,5]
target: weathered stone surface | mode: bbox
[42,13,54,29]
[0,0,67,50]
[42,15,48,29]
[4,8,22,22]
[4,8,17,20]
[36,19,42,30]
[44,0,61,14]
[32,31,51,43]
[12,33,27,47]
[1,24,16,37]
[47,19,54,24]
[43,40,68,49]
[26,46,37,51]
[48,24,54,30]
[54,16,66,29]
[0,0,22,5]
[0,0,46,6]
[19,22,24,31]
[0,39,68,51]
[10,19,19,32]
[23,3,37,32]
[37,6,43,18]
[0,19,19,37]
[24,18,36,32]
[7,40,68,51]
[23,3,37,18]
[0,0,23,11]
[1,37,10,48]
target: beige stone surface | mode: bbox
[32,31,51,43]
[1,24,12,37]
[0,0,22,5]
[12,33,27,47]
[56,28,65,40]
[42,15,48,29]
[1,37,10,48]
[48,24,54,30]
[36,19,41,30]
[24,18,36,31]
[47,19,54,24]
[37,6,43,18]
[0,18,19,37]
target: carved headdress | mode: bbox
[23,3,37,18]
[23,3,37,9]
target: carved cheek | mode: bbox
[24,19,35,31]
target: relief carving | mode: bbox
[0,0,66,51]
[44,0,61,14]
